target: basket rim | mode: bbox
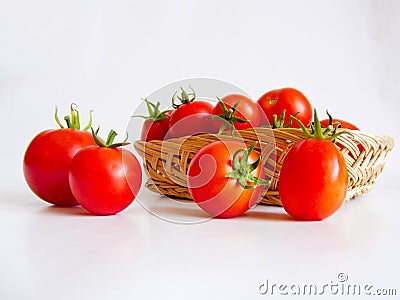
[134,127,395,150]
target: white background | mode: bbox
[1,0,399,299]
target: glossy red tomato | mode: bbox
[168,101,214,138]
[257,87,312,128]
[320,118,359,130]
[23,106,96,206]
[133,98,172,141]
[187,140,268,218]
[212,94,260,132]
[141,111,171,141]
[69,130,142,215]
[167,87,216,138]
[278,111,348,221]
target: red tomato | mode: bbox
[167,87,216,138]
[133,98,172,141]
[141,111,171,141]
[168,101,214,138]
[257,87,312,128]
[320,118,359,130]
[278,111,348,221]
[212,94,260,132]
[187,140,268,218]
[69,130,142,215]
[23,105,96,206]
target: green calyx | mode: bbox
[271,110,299,129]
[172,86,196,108]
[91,127,130,148]
[208,98,249,135]
[55,103,93,130]
[132,98,170,121]
[293,109,349,143]
[226,142,269,190]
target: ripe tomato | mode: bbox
[133,99,171,141]
[23,105,96,206]
[187,140,268,218]
[279,110,348,221]
[167,87,215,138]
[257,87,312,128]
[320,118,359,130]
[69,129,142,215]
[212,94,260,132]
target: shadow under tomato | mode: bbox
[240,209,295,222]
[143,205,211,220]
[38,205,93,216]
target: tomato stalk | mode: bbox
[293,109,350,142]
[226,142,269,189]
[172,86,196,108]
[55,103,93,130]
[270,110,299,128]
[208,98,249,135]
[132,98,170,121]
[91,128,130,148]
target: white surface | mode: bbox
[1,0,400,299]
[1,187,399,299]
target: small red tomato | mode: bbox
[279,110,348,221]
[211,94,260,133]
[187,141,268,218]
[167,87,215,138]
[320,118,359,130]
[23,105,96,206]
[257,87,312,128]
[69,129,142,215]
[133,98,171,141]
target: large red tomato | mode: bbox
[23,105,96,206]
[279,111,348,221]
[167,87,215,138]
[212,94,260,132]
[257,87,312,128]
[187,140,268,218]
[69,129,142,215]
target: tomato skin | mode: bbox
[257,87,312,128]
[279,139,348,221]
[23,129,96,206]
[212,94,260,130]
[167,101,215,138]
[187,140,265,218]
[320,118,359,130]
[69,146,142,215]
[141,111,171,141]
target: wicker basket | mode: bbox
[134,128,394,206]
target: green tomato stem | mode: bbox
[293,108,352,142]
[226,142,269,189]
[54,104,93,130]
[91,127,130,148]
[172,86,196,108]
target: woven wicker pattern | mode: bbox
[134,128,394,206]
